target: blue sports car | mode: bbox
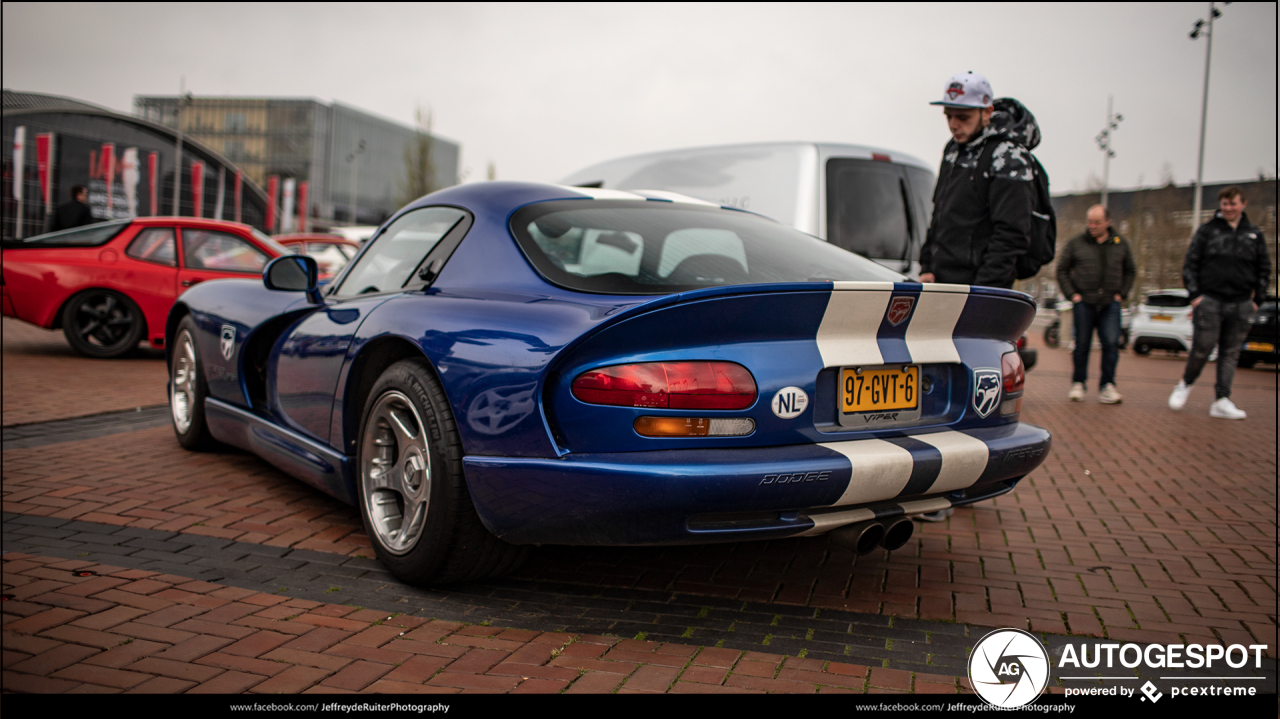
[167,182,1050,585]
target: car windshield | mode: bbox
[18,220,130,247]
[511,200,903,295]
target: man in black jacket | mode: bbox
[1056,204,1135,404]
[1168,186,1271,419]
[919,71,1038,289]
[47,185,94,232]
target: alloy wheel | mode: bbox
[361,391,432,555]
[75,293,135,351]
[171,331,197,434]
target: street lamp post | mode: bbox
[1189,2,1225,237]
[347,139,366,226]
[172,79,193,216]
[1095,95,1122,208]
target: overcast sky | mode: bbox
[4,2,1276,194]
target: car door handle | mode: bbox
[181,279,203,287]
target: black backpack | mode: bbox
[975,140,1057,280]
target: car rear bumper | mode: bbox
[464,422,1050,545]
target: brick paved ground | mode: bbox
[1,553,969,695]
[2,321,1276,694]
[2,317,166,427]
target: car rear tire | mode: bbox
[171,316,218,451]
[357,359,526,585]
[1237,355,1257,369]
[61,289,145,358]
[1133,341,1151,355]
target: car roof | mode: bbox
[400,180,749,218]
[564,141,933,176]
[131,216,258,232]
[274,233,354,244]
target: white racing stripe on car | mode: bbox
[555,185,648,201]
[904,287,968,363]
[797,507,877,536]
[820,439,915,506]
[913,430,990,494]
[817,285,894,367]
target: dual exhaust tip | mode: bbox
[828,517,917,555]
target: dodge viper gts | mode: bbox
[166,182,1050,585]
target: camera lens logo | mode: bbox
[968,629,1050,708]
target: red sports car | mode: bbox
[273,234,362,281]
[2,217,287,358]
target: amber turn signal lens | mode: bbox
[633,416,755,437]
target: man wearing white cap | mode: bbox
[918,72,1042,289]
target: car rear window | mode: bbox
[510,200,903,295]
[1145,294,1190,308]
[18,220,130,247]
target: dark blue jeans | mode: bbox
[1072,301,1121,387]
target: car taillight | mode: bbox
[1002,351,1025,393]
[1000,350,1024,416]
[571,361,757,410]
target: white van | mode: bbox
[559,142,936,275]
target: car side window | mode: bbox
[125,228,177,266]
[334,207,466,298]
[182,229,269,272]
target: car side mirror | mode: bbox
[264,255,322,304]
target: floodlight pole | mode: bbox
[1190,2,1219,237]
[1096,96,1122,208]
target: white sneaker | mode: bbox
[1168,381,1191,411]
[1098,384,1122,404]
[1068,383,1085,402]
[1209,397,1246,419]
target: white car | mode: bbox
[1130,289,1194,355]
[560,142,935,276]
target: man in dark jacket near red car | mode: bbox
[1168,186,1271,419]
[919,71,1039,290]
[1056,204,1135,404]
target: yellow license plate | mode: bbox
[841,366,920,413]
[1152,314,1173,321]
[1245,342,1275,352]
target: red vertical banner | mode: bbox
[296,181,308,233]
[190,160,205,218]
[148,151,158,216]
[100,143,115,214]
[233,170,243,223]
[35,133,53,211]
[266,175,279,233]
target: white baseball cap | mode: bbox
[930,71,994,108]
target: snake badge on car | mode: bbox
[886,296,915,326]
[972,368,1001,418]
[220,324,236,361]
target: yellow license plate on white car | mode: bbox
[841,366,920,413]
[1152,314,1173,321]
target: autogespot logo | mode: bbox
[969,628,1050,708]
